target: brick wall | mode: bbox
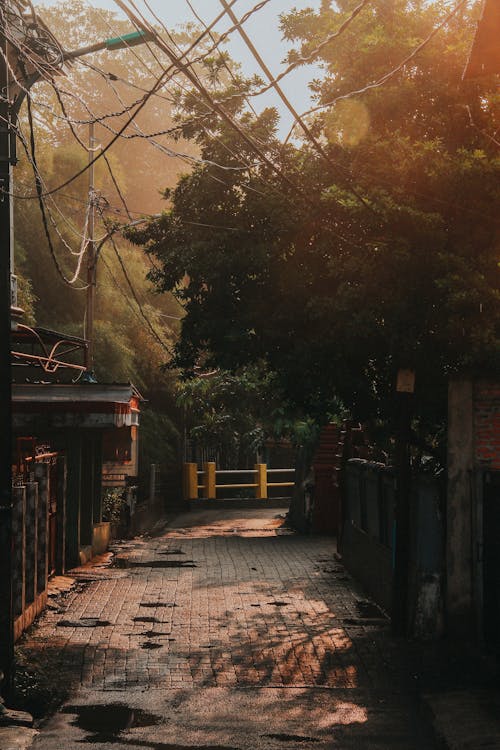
[474,382,500,470]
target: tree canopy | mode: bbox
[129,0,500,453]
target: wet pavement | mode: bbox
[14,508,437,749]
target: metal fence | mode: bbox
[183,462,295,501]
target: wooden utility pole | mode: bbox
[85,122,96,372]
[0,0,15,694]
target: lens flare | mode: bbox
[324,100,370,146]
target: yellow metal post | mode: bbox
[255,463,268,499]
[183,462,198,500]
[203,462,216,499]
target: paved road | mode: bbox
[18,508,436,750]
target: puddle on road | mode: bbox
[115,558,197,569]
[141,641,163,649]
[64,704,161,742]
[56,618,111,628]
[263,733,320,743]
[140,602,177,608]
[141,629,173,638]
[159,549,186,555]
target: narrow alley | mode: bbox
[17,509,436,750]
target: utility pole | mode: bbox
[85,122,96,373]
[0,0,15,695]
[0,9,154,692]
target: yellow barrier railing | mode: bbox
[182,462,295,501]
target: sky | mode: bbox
[39,0,323,134]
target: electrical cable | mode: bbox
[99,250,174,351]
[183,0,261,121]
[99,212,174,355]
[24,93,89,288]
[217,0,371,209]
[10,0,256,199]
[286,0,470,128]
[102,150,133,220]
[112,1,312,203]
[16,111,108,246]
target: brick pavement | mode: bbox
[14,508,436,749]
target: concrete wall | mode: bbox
[447,378,500,641]
[342,521,393,612]
[447,380,475,636]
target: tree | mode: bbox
[177,363,318,467]
[128,0,500,461]
[13,1,196,475]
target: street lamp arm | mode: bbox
[11,29,156,117]
[63,30,156,62]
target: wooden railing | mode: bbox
[183,462,295,501]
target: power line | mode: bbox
[10,0,252,199]
[102,216,174,355]
[217,0,371,209]
[24,93,90,288]
[289,0,470,125]
[183,0,261,120]
[102,150,133,219]
[112,1,312,203]
[99,250,174,351]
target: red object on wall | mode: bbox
[474,383,500,470]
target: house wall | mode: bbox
[474,382,500,469]
[447,378,500,642]
[102,426,139,487]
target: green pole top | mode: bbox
[105,30,154,51]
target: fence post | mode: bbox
[183,463,198,501]
[25,482,38,607]
[56,455,67,575]
[203,462,216,500]
[255,463,268,500]
[34,463,49,596]
[12,485,26,621]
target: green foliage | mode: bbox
[178,366,269,465]
[14,1,184,384]
[139,407,180,470]
[129,0,500,458]
[177,365,320,466]
[102,487,127,524]
[13,0,197,486]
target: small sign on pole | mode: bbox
[396,369,416,394]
